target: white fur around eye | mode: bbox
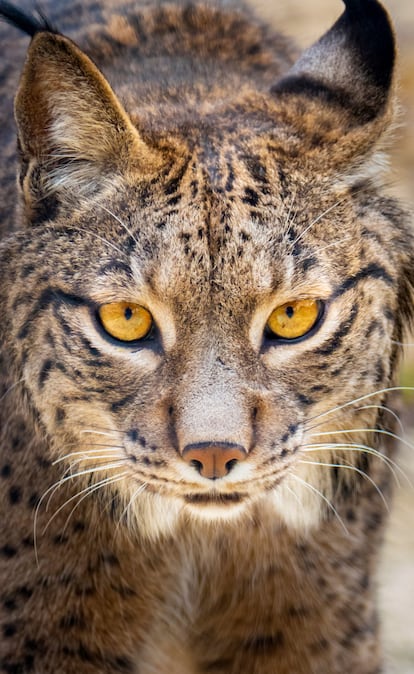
[75,306,162,371]
[261,299,342,367]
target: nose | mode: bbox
[182,442,247,480]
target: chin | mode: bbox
[182,493,252,524]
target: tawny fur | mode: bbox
[0,1,413,672]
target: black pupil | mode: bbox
[285,306,294,319]
[124,307,133,320]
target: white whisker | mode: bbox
[305,387,414,425]
[300,235,353,263]
[100,205,139,247]
[299,459,390,512]
[302,442,407,487]
[80,429,122,438]
[290,474,348,534]
[115,482,148,535]
[60,473,129,535]
[53,447,124,464]
[291,199,343,247]
[71,226,126,257]
[355,404,405,435]
[308,427,414,452]
[34,462,128,564]
[0,377,25,402]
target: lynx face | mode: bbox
[1,0,413,537]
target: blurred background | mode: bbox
[244,1,414,671]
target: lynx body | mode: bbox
[0,0,413,672]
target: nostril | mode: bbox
[190,459,203,474]
[225,458,239,473]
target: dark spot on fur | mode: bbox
[111,394,136,412]
[297,393,314,406]
[243,632,285,652]
[17,586,33,600]
[53,534,69,545]
[127,428,138,442]
[3,623,17,637]
[59,613,86,630]
[301,255,318,272]
[55,407,65,424]
[9,486,22,505]
[242,187,259,207]
[21,264,35,279]
[28,493,39,509]
[1,464,12,478]
[100,552,120,567]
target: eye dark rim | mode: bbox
[93,306,159,349]
[263,300,326,346]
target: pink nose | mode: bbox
[182,442,247,479]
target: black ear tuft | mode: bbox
[341,0,395,92]
[0,0,56,37]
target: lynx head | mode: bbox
[1,0,413,537]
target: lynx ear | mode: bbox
[271,0,396,169]
[15,32,161,222]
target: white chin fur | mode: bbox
[126,463,328,538]
[126,492,183,540]
[182,500,250,524]
[268,464,329,531]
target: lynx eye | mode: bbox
[266,299,322,341]
[98,302,153,342]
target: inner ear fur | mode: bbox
[270,0,396,170]
[15,32,162,222]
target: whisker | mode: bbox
[80,429,123,438]
[285,484,303,506]
[66,455,127,467]
[291,199,343,247]
[49,471,127,536]
[299,459,390,512]
[0,377,25,402]
[302,442,408,487]
[308,427,414,452]
[100,205,139,248]
[284,188,298,232]
[115,482,148,535]
[290,474,349,534]
[34,461,128,562]
[305,402,405,434]
[305,387,414,425]
[60,473,129,535]
[391,339,414,347]
[69,226,126,257]
[357,404,405,435]
[53,447,124,464]
[299,235,353,263]
[43,462,128,530]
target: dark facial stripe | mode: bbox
[17,287,86,340]
[316,304,359,356]
[332,263,394,300]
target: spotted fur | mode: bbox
[0,0,413,672]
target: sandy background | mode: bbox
[244,1,414,671]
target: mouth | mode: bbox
[184,492,246,505]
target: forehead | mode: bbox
[78,133,358,315]
[114,154,352,305]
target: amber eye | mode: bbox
[98,302,153,342]
[266,299,322,341]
